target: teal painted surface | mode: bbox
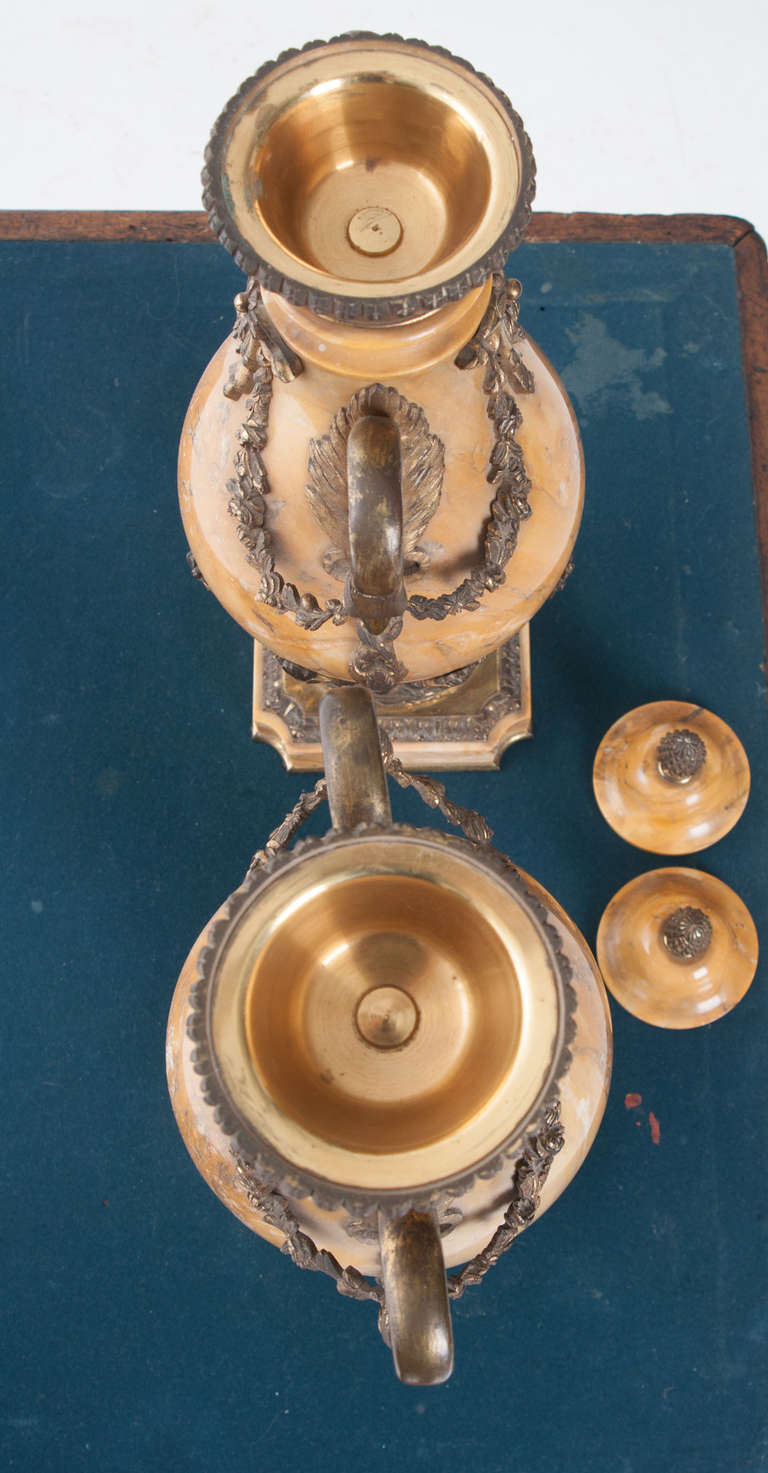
[0,240,765,1472]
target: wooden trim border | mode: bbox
[0,211,214,243]
[528,213,753,245]
[0,209,756,246]
[1,209,765,649]
[734,227,768,657]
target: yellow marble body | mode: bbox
[179,289,583,684]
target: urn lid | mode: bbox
[593,701,750,853]
[597,867,759,1029]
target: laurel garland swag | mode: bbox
[224,273,535,648]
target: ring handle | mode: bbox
[319,685,392,830]
[378,1208,454,1385]
[346,415,406,633]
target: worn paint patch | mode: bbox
[96,767,123,798]
[560,314,672,423]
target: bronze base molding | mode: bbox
[251,627,531,770]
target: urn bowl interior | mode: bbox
[254,80,492,287]
[206,832,564,1193]
[245,873,522,1154]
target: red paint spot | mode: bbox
[649,1112,661,1145]
[624,1092,642,1110]
[102,1200,108,1207]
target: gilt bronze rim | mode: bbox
[187,825,574,1212]
[202,33,536,322]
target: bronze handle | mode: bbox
[378,1208,454,1386]
[319,684,392,830]
[346,415,407,633]
[317,685,455,1386]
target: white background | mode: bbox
[3,0,768,237]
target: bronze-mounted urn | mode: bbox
[179,33,583,767]
[167,34,607,1387]
[168,687,612,1384]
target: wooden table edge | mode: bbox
[0,208,757,245]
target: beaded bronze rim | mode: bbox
[202,33,536,323]
[187,804,575,1214]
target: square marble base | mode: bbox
[252,627,531,770]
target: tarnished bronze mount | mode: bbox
[661,906,713,960]
[657,728,707,784]
[223,273,534,695]
[233,1100,564,1377]
[202,33,535,322]
[252,632,531,771]
[345,415,406,633]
